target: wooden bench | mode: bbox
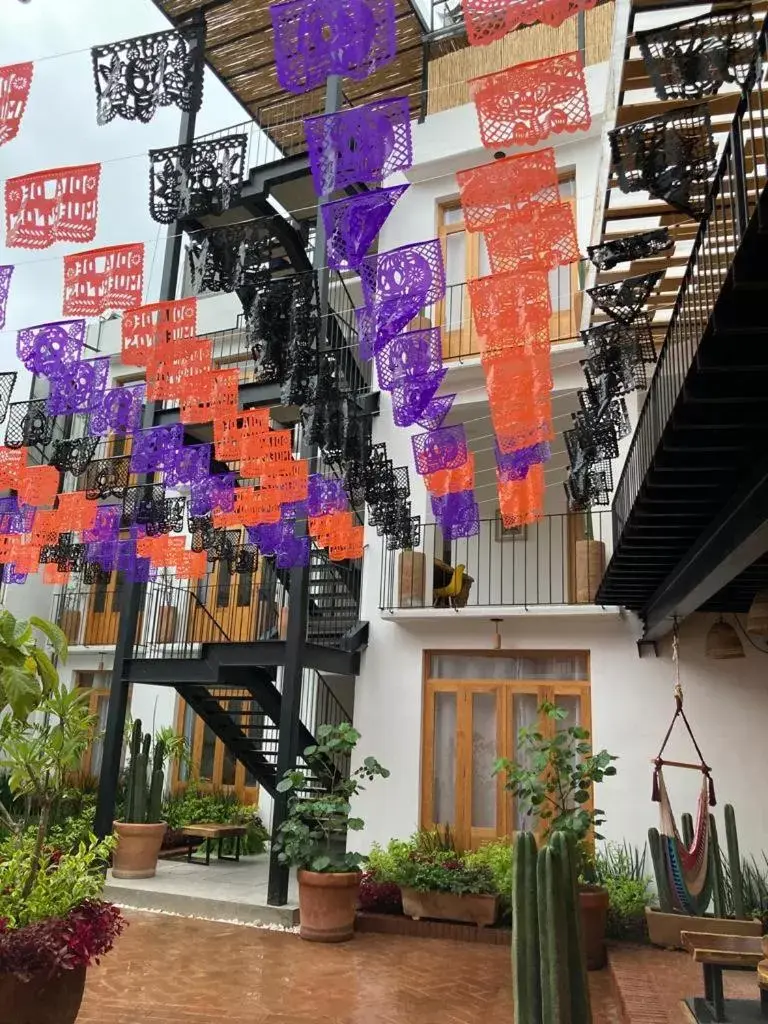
[181,824,248,866]
[681,931,768,1023]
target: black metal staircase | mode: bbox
[597,25,768,636]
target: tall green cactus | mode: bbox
[724,805,746,919]
[513,832,541,1024]
[709,814,725,918]
[513,832,592,1024]
[648,827,674,913]
[147,738,165,824]
[123,719,166,824]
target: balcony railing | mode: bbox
[379,512,612,611]
[611,25,767,540]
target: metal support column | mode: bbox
[94,17,205,839]
[266,74,343,907]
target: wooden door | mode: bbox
[186,532,262,643]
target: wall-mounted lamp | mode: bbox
[490,618,502,650]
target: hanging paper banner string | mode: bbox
[0,266,14,330]
[425,453,476,497]
[189,473,237,517]
[359,239,446,358]
[17,319,86,375]
[90,383,146,438]
[587,228,672,272]
[0,372,16,424]
[457,149,559,233]
[270,0,397,94]
[63,243,144,317]
[468,270,551,356]
[5,164,101,249]
[588,271,663,325]
[149,135,247,224]
[130,424,184,474]
[50,436,99,476]
[304,96,413,194]
[91,30,204,125]
[498,462,545,529]
[485,203,580,275]
[145,337,213,401]
[322,184,409,271]
[0,447,24,490]
[213,407,271,462]
[470,52,591,149]
[121,297,197,366]
[432,489,481,541]
[495,441,551,483]
[0,62,33,147]
[181,369,239,426]
[462,0,600,46]
[375,327,443,391]
[412,424,469,476]
[391,368,448,428]
[165,445,212,488]
[45,357,110,416]
[82,457,131,501]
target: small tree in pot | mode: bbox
[495,700,618,970]
[0,609,123,1024]
[274,723,389,943]
[112,720,166,879]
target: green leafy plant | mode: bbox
[393,851,496,895]
[722,851,768,928]
[593,842,652,941]
[274,723,389,873]
[494,700,617,873]
[464,838,513,914]
[0,607,68,722]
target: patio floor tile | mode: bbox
[77,911,623,1024]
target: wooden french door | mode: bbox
[85,570,124,645]
[421,652,591,850]
[186,530,262,643]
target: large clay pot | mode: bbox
[401,887,498,927]
[112,821,166,879]
[298,870,362,943]
[579,884,609,970]
[0,965,86,1024]
[575,540,606,604]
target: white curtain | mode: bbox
[431,653,587,680]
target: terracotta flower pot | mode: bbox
[298,869,362,943]
[0,965,86,1024]
[112,821,166,879]
[579,884,609,970]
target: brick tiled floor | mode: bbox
[610,943,758,1023]
[77,911,623,1024]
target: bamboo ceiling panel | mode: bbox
[151,0,432,153]
[590,0,766,333]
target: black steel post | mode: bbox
[94,18,206,839]
[266,74,343,907]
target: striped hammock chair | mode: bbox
[655,767,713,915]
[652,625,716,917]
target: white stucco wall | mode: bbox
[351,610,768,861]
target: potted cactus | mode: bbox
[112,721,166,879]
[496,700,618,970]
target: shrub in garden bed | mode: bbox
[594,841,653,943]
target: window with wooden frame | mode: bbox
[435,176,580,360]
[172,695,260,805]
[74,670,114,779]
[421,650,590,850]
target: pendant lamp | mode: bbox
[705,616,745,659]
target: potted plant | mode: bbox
[368,830,501,926]
[112,720,167,879]
[0,609,124,1024]
[274,723,389,942]
[495,700,618,969]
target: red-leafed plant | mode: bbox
[357,871,403,914]
[0,901,124,982]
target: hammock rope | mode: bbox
[651,621,716,915]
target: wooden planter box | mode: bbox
[575,540,606,603]
[154,604,178,644]
[401,887,498,927]
[645,907,762,950]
